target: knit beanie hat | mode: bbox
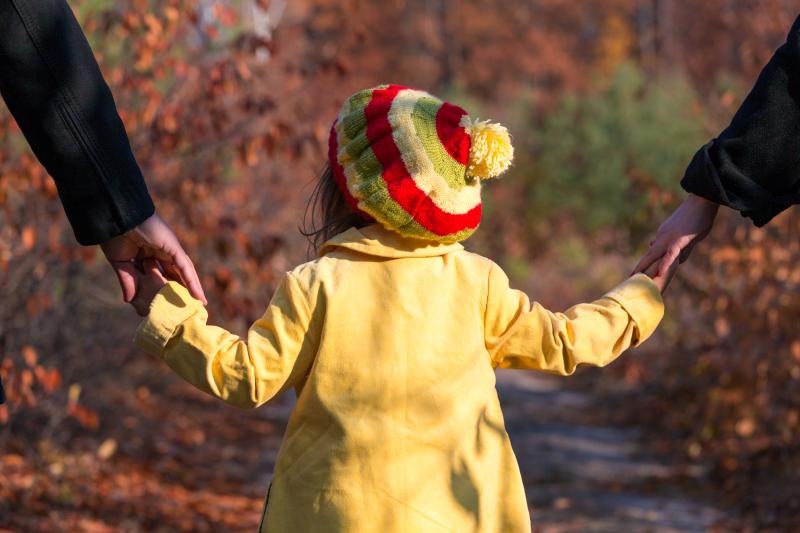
[328,84,513,243]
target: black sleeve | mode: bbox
[681,14,800,227]
[0,0,154,245]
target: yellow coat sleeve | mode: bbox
[484,267,664,375]
[135,274,316,408]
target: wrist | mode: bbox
[686,193,719,213]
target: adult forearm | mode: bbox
[0,0,153,244]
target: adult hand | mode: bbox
[100,213,207,305]
[633,193,719,277]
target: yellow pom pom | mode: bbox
[460,116,514,180]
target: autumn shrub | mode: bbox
[521,63,707,243]
[0,0,299,446]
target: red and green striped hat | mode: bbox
[328,84,513,243]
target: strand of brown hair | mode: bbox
[300,164,368,255]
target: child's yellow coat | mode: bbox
[135,224,664,532]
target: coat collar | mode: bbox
[319,224,464,259]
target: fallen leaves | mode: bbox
[97,439,118,460]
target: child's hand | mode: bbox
[643,255,679,293]
[131,259,168,316]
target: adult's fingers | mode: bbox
[154,247,206,305]
[135,239,206,305]
[657,244,682,277]
[659,253,682,294]
[131,214,207,305]
[143,249,207,306]
[633,239,667,275]
[110,261,139,303]
[172,251,206,305]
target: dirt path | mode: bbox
[496,370,729,532]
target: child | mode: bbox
[131,85,671,532]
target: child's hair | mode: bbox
[301,164,368,252]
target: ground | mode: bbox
[497,370,728,532]
[3,359,732,532]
